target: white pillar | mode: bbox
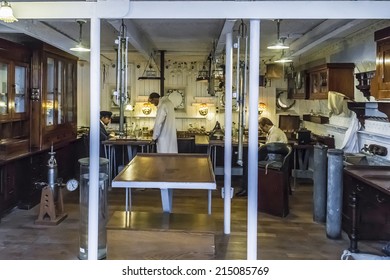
[88,16,101,260]
[247,19,260,260]
[224,32,233,234]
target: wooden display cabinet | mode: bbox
[342,166,390,252]
[30,43,78,149]
[0,162,18,213]
[372,26,390,100]
[308,63,355,100]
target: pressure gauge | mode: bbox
[66,179,79,192]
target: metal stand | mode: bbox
[35,185,67,225]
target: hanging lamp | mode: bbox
[195,64,209,82]
[138,53,162,80]
[70,20,90,52]
[274,50,292,63]
[0,1,17,23]
[267,19,289,50]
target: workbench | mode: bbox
[112,153,216,214]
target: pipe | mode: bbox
[247,19,260,260]
[224,31,233,234]
[237,20,248,166]
[88,16,101,260]
[313,144,328,223]
[326,149,344,239]
[116,21,128,137]
[160,50,165,96]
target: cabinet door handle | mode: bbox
[376,194,385,203]
[356,185,364,192]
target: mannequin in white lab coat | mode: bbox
[149,92,178,153]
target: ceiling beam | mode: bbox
[0,19,90,60]
[108,19,155,61]
[215,19,236,57]
[289,19,366,57]
[11,1,390,20]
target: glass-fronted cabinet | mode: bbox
[0,61,9,117]
[0,59,28,121]
[308,63,355,100]
[44,54,76,129]
[33,46,77,149]
[13,63,28,119]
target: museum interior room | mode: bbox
[0,1,389,260]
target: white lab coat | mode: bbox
[152,96,178,153]
[266,126,288,144]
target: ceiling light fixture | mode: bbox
[258,102,267,115]
[138,53,161,80]
[196,64,209,82]
[0,1,17,23]
[274,50,293,63]
[70,20,90,52]
[267,19,289,50]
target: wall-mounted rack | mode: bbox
[348,101,390,127]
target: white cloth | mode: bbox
[340,111,361,153]
[152,96,178,153]
[266,126,288,144]
[328,91,346,116]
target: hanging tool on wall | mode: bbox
[115,19,129,137]
[236,20,248,166]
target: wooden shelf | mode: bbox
[302,114,329,124]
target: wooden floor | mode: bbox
[0,176,386,260]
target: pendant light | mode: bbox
[0,1,17,23]
[267,19,289,50]
[138,53,161,80]
[70,20,90,52]
[274,50,292,63]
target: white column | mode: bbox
[88,16,101,260]
[247,19,260,260]
[224,32,233,234]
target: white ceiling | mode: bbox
[0,1,389,65]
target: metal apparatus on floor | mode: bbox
[35,145,68,225]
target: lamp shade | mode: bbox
[198,103,209,116]
[141,102,152,115]
[258,102,267,114]
[70,43,90,52]
[70,20,90,52]
[0,1,17,23]
[274,57,293,63]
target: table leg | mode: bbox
[125,188,132,213]
[208,189,212,214]
[293,147,297,190]
[160,189,173,213]
[105,144,112,187]
[126,145,133,162]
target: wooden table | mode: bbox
[112,153,216,214]
[103,137,153,183]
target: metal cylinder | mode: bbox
[47,150,58,201]
[78,157,109,260]
[313,144,328,223]
[326,149,344,239]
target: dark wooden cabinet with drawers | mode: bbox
[342,166,390,252]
